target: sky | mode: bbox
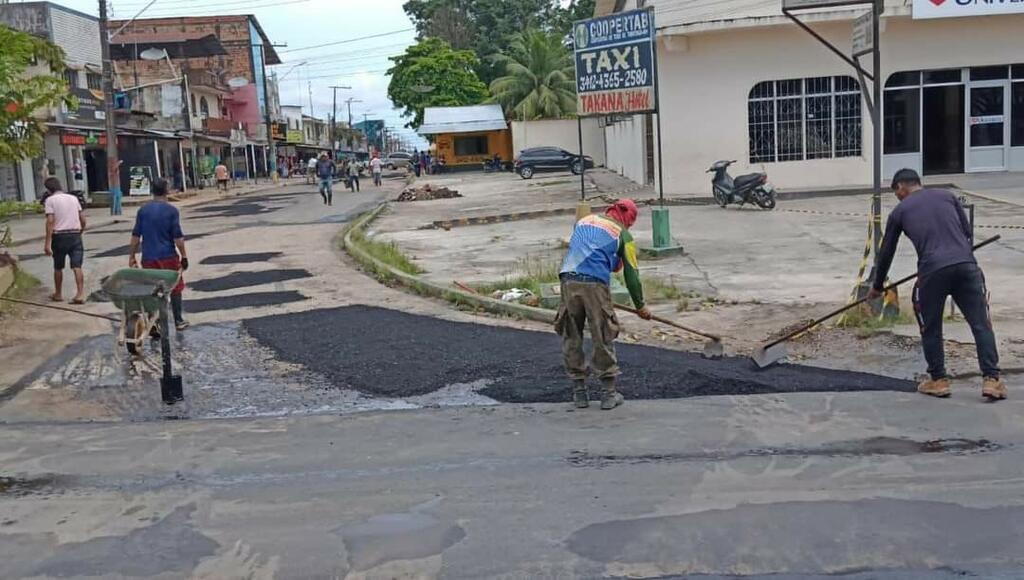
[52,0,428,149]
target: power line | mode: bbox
[280,29,413,54]
[116,0,311,16]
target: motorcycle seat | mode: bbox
[733,173,765,189]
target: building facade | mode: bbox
[597,0,1024,195]
[1,2,106,201]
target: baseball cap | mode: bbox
[891,168,921,190]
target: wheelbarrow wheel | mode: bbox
[125,313,147,356]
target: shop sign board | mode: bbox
[852,10,875,55]
[64,88,105,125]
[60,131,107,147]
[128,166,153,196]
[573,8,656,116]
[286,130,304,144]
[271,122,287,141]
[914,0,1024,19]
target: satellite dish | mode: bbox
[227,77,250,88]
[139,47,169,61]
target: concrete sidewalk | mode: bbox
[3,178,303,248]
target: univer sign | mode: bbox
[913,0,1024,19]
[573,8,657,116]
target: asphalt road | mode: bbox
[3,177,1024,579]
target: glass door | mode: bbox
[966,81,1009,172]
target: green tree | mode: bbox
[0,25,75,162]
[402,0,589,85]
[387,38,488,129]
[489,30,576,120]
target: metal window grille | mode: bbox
[86,73,102,91]
[748,76,861,163]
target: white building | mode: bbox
[597,0,1024,194]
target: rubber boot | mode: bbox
[572,380,589,409]
[600,378,624,411]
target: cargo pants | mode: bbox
[554,279,621,380]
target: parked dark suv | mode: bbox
[514,147,594,179]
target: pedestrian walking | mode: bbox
[316,153,336,205]
[556,199,651,410]
[128,178,190,331]
[412,150,421,177]
[348,159,361,192]
[869,169,1007,401]
[42,177,87,304]
[370,155,383,186]
[215,161,230,191]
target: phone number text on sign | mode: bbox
[573,8,657,116]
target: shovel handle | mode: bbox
[615,304,722,342]
[761,234,1001,350]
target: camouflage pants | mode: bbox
[554,280,621,380]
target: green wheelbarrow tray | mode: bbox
[103,268,180,314]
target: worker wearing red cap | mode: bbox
[556,199,651,410]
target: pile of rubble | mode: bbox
[395,184,462,202]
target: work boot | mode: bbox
[918,377,952,398]
[572,380,589,409]
[600,378,624,411]
[982,377,1008,402]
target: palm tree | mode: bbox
[488,30,576,120]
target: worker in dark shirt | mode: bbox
[129,178,190,331]
[869,169,1005,401]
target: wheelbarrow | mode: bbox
[102,268,184,404]
[103,268,181,355]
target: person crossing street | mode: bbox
[128,179,190,331]
[869,169,1007,401]
[316,153,336,205]
[556,199,651,410]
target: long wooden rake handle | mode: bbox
[760,234,1002,352]
[615,304,722,342]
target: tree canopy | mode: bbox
[386,38,489,129]
[0,25,75,163]
[402,0,594,85]
[489,30,576,120]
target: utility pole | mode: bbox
[344,97,361,150]
[329,85,350,159]
[98,0,122,215]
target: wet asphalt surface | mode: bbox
[245,305,914,402]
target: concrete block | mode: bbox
[540,279,631,309]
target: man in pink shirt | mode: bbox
[42,178,87,304]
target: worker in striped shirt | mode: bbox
[556,199,651,411]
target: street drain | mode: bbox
[186,291,307,313]
[566,437,1000,467]
[190,269,312,292]
[200,252,283,265]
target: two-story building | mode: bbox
[596,0,1024,194]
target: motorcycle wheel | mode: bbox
[712,188,729,208]
[755,190,777,210]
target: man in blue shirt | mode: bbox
[128,179,190,331]
[869,169,1005,401]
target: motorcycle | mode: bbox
[708,160,777,210]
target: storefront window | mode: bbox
[747,76,861,163]
[970,66,1009,81]
[883,88,920,154]
[454,136,488,156]
[970,86,1004,147]
[923,69,961,85]
[1013,82,1024,147]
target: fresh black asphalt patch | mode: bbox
[185,291,307,313]
[200,252,283,265]
[190,269,313,292]
[90,233,213,258]
[190,203,280,219]
[243,305,914,402]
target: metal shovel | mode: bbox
[615,304,725,359]
[752,235,1002,369]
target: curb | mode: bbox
[8,180,291,247]
[957,188,1024,209]
[343,203,556,324]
